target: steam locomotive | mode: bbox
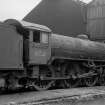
[0,19,105,91]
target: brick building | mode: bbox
[87,0,105,41]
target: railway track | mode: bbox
[0,82,104,95]
[1,86,105,105]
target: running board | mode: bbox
[40,72,97,80]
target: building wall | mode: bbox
[87,0,105,41]
[24,0,86,37]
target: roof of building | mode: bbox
[24,0,87,37]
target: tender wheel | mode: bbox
[5,73,20,90]
[62,63,81,88]
[33,66,55,91]
[84,76,98,87]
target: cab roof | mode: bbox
[19,20,51,32]
[4,19,51,33]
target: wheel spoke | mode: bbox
[33,80,54,91]
[99,76,105,86]
[64,79,80,88]
[85,76,98,87]
[62,63,81,88]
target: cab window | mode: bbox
[41,32,48,44]
[32,30,49,44]
[33,30,40,43]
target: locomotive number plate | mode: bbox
[34,49,46,57]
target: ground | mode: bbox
[1,86,105,105]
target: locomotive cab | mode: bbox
[17,20,52,65]
[4,19,51,65]
[16,20,52,65]
[28,28,51,65]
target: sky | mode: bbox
[0,0,92,21]
[0,0,42,21]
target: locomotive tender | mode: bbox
[0,19,105,90]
